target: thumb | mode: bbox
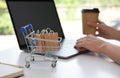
[87,22,98,28]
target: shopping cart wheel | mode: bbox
[25,62,30,68]
[51,60,57,68]
[51,63,56,68]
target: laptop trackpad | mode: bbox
[47,39,80,59]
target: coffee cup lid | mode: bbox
[82,8,100,13]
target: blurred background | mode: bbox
[0,0,120,51]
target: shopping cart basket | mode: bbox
[20,24,62,68]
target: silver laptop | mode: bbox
[6,0,87,59]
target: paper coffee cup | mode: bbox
[82,8,100,35]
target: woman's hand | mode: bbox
[75,35,105,53]
[88,21,120,40]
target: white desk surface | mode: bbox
[0,22,120,78]
[0,47,120,78]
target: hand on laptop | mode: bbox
[74,34,105,53]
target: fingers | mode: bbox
[87,21,108,37]
[76,36,88,44]
[75,38,85,50]
[87,21,101,35]
[75,35,94,51]
[78,47,87,52]
[74,46,86,51]
[87,20,105,29]
[87,22,97,28]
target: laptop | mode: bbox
[6,0,87,59]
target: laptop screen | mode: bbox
[6,0,65,50]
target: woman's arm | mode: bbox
[100,42,120,64]
[75,35,120,64]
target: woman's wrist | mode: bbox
[98,42,109,54]
[116,30,120,41]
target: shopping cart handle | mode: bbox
[20,24,33,33]
[27,24,33,29]
[20,27,26,33]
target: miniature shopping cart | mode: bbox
[20,24,62,68]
